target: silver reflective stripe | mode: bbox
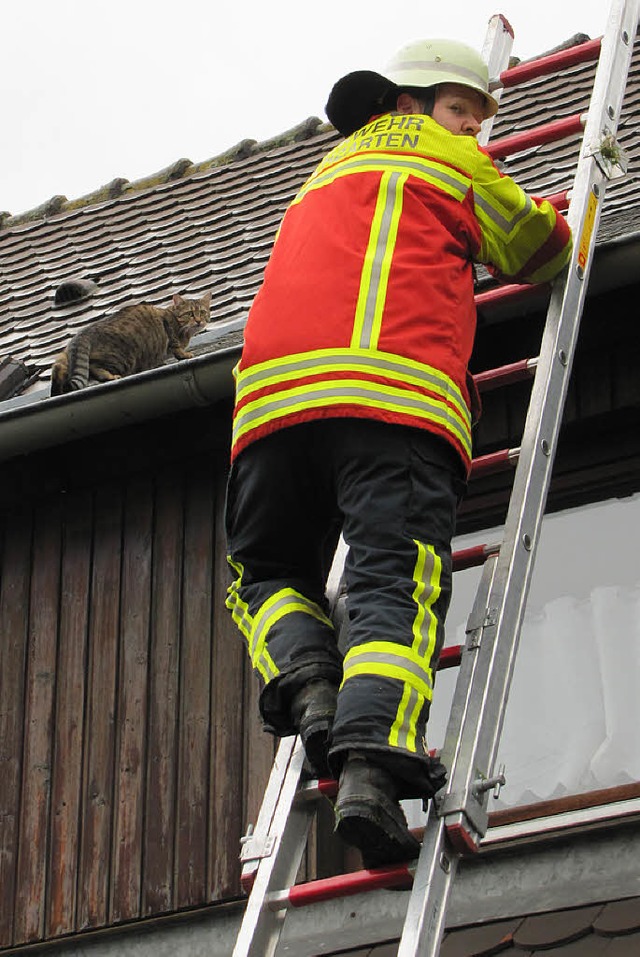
[474,188,533,235]
[234,382,471,452]
[412,544,440,661]
[356,171,403,349]
[394,686,423,751]
[299,153,470,203]
[250,590,332,662]
[237,352,466,411]
[345,648,434,692]
[250,591,294,660]
[391,58,486,88]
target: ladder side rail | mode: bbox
[233,739,314,957]
[438,0,639,863]
[397,556,500,957]
[239,737,299,886]
[479,14,515,144]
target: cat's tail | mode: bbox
[50,352,68,396]
[50,336,91,394]
[66,336,91,391]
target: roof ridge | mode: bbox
[0,115,330,232]
[515,32,593,66]
[0,32,597,232]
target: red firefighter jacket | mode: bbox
[231,112,572,470]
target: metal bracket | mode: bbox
[473,764,507,801]
[437,787,490,838]
[585,126,629,179]
[239,829,276,864]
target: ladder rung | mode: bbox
[296,777,338,802]
[473,358,538,393]
[546,189,571,211]
[268,862,416,910]
[438,644,462,670]
[497,37,601,89]
[470,447,519,479]
[475,281,549,309]
[452,542,500,571]
[486,113,585,159]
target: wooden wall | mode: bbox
[0,402,277,948]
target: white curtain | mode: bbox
[424,493,640,810]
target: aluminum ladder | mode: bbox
[232,2,639,953]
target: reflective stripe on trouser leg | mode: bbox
[340,539,444,753]
[226,553,336,685]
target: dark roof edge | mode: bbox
[0,341,240,465]
[0,117,330,231]
[0,234,638,467]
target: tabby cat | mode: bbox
[50,291,211,395]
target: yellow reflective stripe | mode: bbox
[225,555,252,641]
[387,541,441,751]
[235,349,467,418]
[293,152,470,206]
[411,542,441,682]
[250,588,333,680]
[225,556,277,682]
[233,378,472,459]
[388,683,424,752]
[342,641,434,701]
[474,187,534,238]
[473,176,567,279]
[352,171,406,350]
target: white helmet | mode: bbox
[326,38,499,137]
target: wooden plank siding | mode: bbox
[0,407,276,949]
[0,509,32,944]
[14,502,62,943]
[78,483,123,931]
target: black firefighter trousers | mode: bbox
[225,418,466,798]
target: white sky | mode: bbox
[2,0,611,217]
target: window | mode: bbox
[428,493,640,809]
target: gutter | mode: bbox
[0,325,243,465]
[1,234,639,466]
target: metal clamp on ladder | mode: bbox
[232,2,639,954]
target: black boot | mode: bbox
[334,751,421,868]
[290,679,338,778]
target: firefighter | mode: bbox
[225,38,572,868]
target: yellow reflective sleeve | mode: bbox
[472,152,572,282]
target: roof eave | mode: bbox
[0,341,240,465]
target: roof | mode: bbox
[331,897,640,955]
[0,32,639,405]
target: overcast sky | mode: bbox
[2,0,611,217]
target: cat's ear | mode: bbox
[202,291,212,309]
[173,293,185,308]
